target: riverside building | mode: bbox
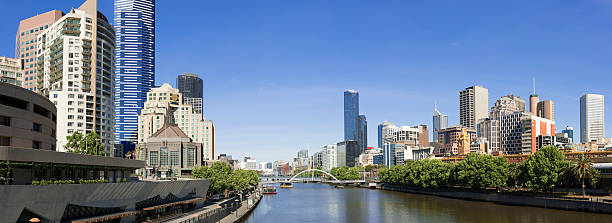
[138,83,216,161]
[36,0,115,154]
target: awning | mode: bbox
[71,210,140,223]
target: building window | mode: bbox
[0,116,10,126]
[170,151,179,166]
[188,148,195,167]
[32,140,40,149]
[160,148,168,166]
[0,136,10,146]
[32,123,41,132]
[150,151,159,166]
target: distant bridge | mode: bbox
[261,169,366,184]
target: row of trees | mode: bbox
[379,146,600,195]
[192,162,259,195]
[330,166,362,180]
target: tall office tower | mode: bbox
[0,57,24,87]
[15,10,63,92]
[358,115,367,152]
[177,73,203,114]
[580,94,605,143]
[344,90,359,141]
[459,85,489,130]
[530,94,539,115]
[37,0,115,154]
[481,94,526,152]
[562,126,574,143]
[114,0,155,144]
[500,112,554,155]
[537,100,554,120]
[417,125,429,147]
[138,84,216,160]
[432,106,448,142]
[377,121,395,148]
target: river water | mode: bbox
[241,183,612,223]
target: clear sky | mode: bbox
[2,0,612,163]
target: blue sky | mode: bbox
[2,0,612,162]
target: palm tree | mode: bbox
[572,155,593,197]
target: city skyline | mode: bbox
[2,1,612,162]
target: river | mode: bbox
[241,183,612,223]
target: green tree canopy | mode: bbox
[192,162,259,195]
[520,146,565,192]
[64,132,105,156]
[455,153,509,189]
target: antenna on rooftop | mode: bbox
[532,77,536,95]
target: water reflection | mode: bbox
[243,184,612,223]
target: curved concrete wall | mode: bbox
[0,179,210,222]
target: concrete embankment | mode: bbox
[219,191,262,223]
[375,184,612,214]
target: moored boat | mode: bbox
[280,182,293,188]
[263,185,277,194]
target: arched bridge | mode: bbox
[288,169,340,183]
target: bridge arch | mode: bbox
[288,169,340,182]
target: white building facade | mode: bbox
[37,0,115,154]
[580,94,605,143]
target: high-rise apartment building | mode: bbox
[37,0,115,154]
[537,100,554,121]
[177,73,203,114]
[16,10,64,92]
[432,107,448,142]
[321,144,337,172]
[459,85,489,130]
[114,0,156,144]
[138,83,216,160]
[580,94,605,143]
[0,57,23,87]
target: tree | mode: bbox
[455,153,508,190]
[520,146,565,192]
[572,155,594,197]
[330,166,361,180]
[65,132,105,156]
[507,162,521,189]
[192,162,259,195]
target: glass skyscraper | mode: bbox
[358,115,367,152]
[114,0,155,144]
[432,106,448,142]
[344,90,359,141]
[177,73,204,114]
[344,90,367,152]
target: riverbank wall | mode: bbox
[219,190,262,223]
[374,184,612,214]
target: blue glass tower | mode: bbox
[114,0,155,144]
[358,115,367,152]
[344,90,359,141]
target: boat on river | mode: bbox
[280,182,293,188]
[263,185,277,194]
